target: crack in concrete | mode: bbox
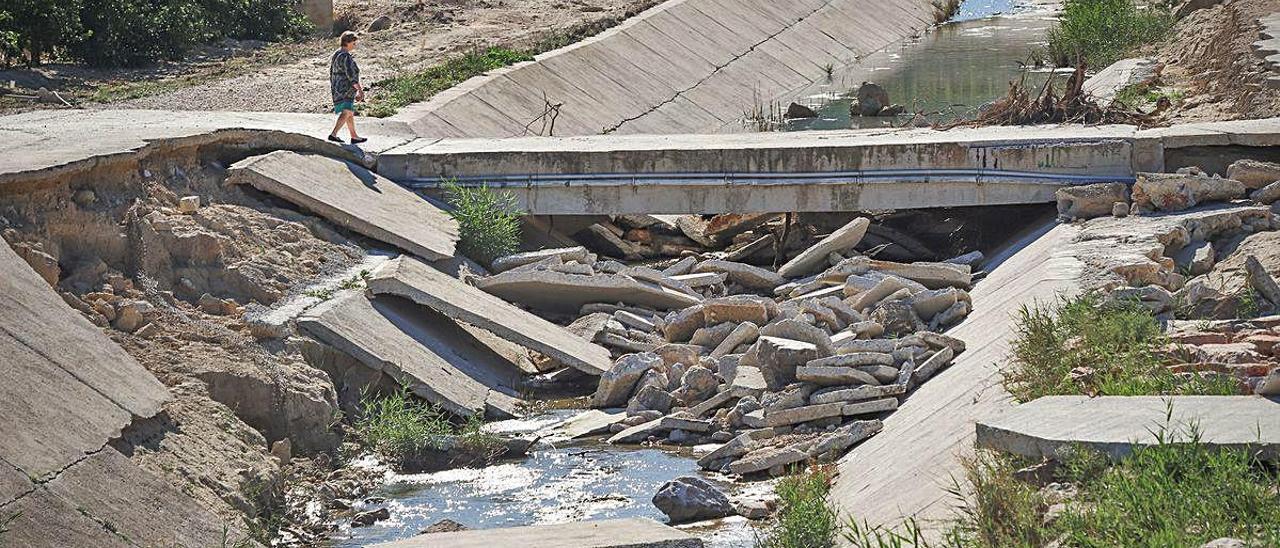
[0,324,146,424]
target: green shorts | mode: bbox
[334,100,355,113]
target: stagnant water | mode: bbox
[780,0,1064,131]
[325,2,1058,545]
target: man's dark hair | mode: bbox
[340,31,359,47]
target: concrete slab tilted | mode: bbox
[371,517,703,548]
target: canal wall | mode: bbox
[389,0,940,138]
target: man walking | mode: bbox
[329,31,366,144]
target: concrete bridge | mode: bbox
[377,118,1280,214]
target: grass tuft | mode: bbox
[1046,0,1173,68]
[1002,294,1236,401]
[442,179,523,266]
[355,386,494,461]
[362,47,533,118]
[757,466,840,548]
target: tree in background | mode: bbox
[0,0,83,66]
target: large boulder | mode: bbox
[1131,172,1246,212]
[1055,183,1129,220]
[651,476,734,523]
[855,82,891,116]
[593,352,662,407]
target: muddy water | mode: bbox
[329,411,767,547]
[780,0,1064,131]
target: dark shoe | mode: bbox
[327,134,344,143]
[350,136,368,144]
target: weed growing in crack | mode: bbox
[756,465,840,548]
[442,179,522,266]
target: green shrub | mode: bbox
[1046,0,1173,68]
[355,386,492,460]
[1002,294,1236,401]
[442,179,522,266]
[946,452,1049,548]
[362,47,532,118]
[757,466,840,548]
[0,0,82,65]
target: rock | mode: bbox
[351,507,390,527]
[197,293,236,316]
[270,439,292,463]
[702,296,770,324]
[689,322,735,348]
[878,104,905,116]
[1256,368,1280,396]
[810,384,905,404]
[1252,180,1280,204]
[711,321,759,358]
[652,476,734,523]
[113,301,146,333]
[422,519,469,533]
[629,385,675,414]
[1055,182,1129,219]
[1131,172,1246,212]
[785,102,818,118]
[593,352,662,407]
[751,336,820,390]
[1201,539,1247,548]
[867,259,972,290]
[678,366,719,404]
[1112,201,1129,217]
[178,195,200,214]
[1226,159,1280,190]
[869,300,924,337]
[944,251,984,267]
[855,82,891,116]
[734,498,774,519]
[491,246,589,273]
[1174,240,1215,276]
[730,445,808,475]
[693,260,786,290]
[477,268,701,312]
[1246,255,1280,306]
[1108,285,1174,314]
[796,366,879,386]
[759,319,833,355]
[366,14,394,31]
[760,402,846,426]
[662,305,706,342]
[654,343,704,367]
[10,242,59,287]
[777,217,871,278]
[909,287,966,320]
[912,347,955,386]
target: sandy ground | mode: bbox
[1154,0,1280,123]
[0,0,656,114]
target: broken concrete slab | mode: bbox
[298,292,524,418]
[693,260,786,290]
[778,217,871,278]
[729,446,808,475]
[976,396,1280,461]
[228,150,458,261]
[842,398,899,417]
[760,402,846,427]
[541,409,627,440]
[492,246,591,272]
[866,260,973,290]
[810,384,905,405]
[796,366,880,386]
[372,517,703,548]
[368,256,611,375]
[476,268,702,313]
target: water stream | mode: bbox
[325,2,1059,545]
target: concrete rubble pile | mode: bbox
[483,216,975,478]
[1055,159,1280,396]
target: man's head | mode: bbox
[340,31,359,50]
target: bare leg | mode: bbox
[344,111,360,139]
[329,111,346,138]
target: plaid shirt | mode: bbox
[330,49,360,103]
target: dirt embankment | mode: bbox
[1151,0,1280,123]
[0,142,393,541]
[0,0,657,115]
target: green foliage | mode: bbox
[355,386,495,461]
[1002,294,1236,401]
[442,179,523,266]
[757,466,840,548]
[844,517,941,548]
[1046,0,1173,68]
[946,452,1048,547]
[1055,425,1280,547]
[362,47,533,118]
[0,0,308,67]
[1112,82,1183,111]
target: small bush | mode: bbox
[1002,294,1236,401]
[757,466,840,548]
[355,386,494,461]
[442,179,522,266]
[946,452,1049,547]
[362,47,532,118]
[1046,0,1173,68]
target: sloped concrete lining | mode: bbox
[475,268,703,312]
[0,240,169,480]
[372,517,703,547]
[389,0,936,137]
[828,221,1084,539]
[228,150,459,261]
[297,291,524,418]
[0,109,414,192]
[977,396,1280,461]
[1083,57,1159,107]
[367,256,612,375]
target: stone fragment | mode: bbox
[711,322,759,358]
[778,218,871,278]
[629,385,675,414]
[917,331,966,354]
[796,366,879,386]
[867,260,973,290]
[855,82,891,116]
[729,446,808,475]
[678,366,719,404]
[693,260,786,290]
[869,300,924,337]
[1132,172,1247,212]
[1112,201,1129,217]
[1246,255,1280,305]
[662,256,698,276]
[1252,180,1280,204]
[842,397,899,416]
[1226,159,1280,190]
[1174,240,1215,276]
[352,507,391,527]
[663,305,706,342]
[848,276,914,311]
[652,476,734,523]
[593,352,662,407]
[1256,368,1280,396]
[690,322,735,348]
[759,319,833,355]
[809,384,905,404]
[477,269,701,313]
[491,247,590,273]
[654,343,704,367]
[1055,182,1129,219]
[734,499,774,520]
[808,352,895,367]
[178,195,200,214]
[672,272,727,288]
[912,347,955,386]
[909,287,966,321]
[750,336,820,390]
[703,296,770,324]
[761,402,845,427]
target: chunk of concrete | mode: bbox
[976,396,1280,462]
[1055,182,1129,219]
[492,246,590,272]
[810,384,906,404]
[298,292,524,418]
[368,256,611,375]
[796,366,880,386]
[711,321,759,358]
[541,409,627,440]
[703,296,770,324]
[729,446,809,475]
[778,217,871,278]
[593,352,663,407]
[761,402,846,427]
[372,517,703,547]
[693,260,786,290]
[476,268,702,313]
[866,260,972,289]
[228,150,458,261]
